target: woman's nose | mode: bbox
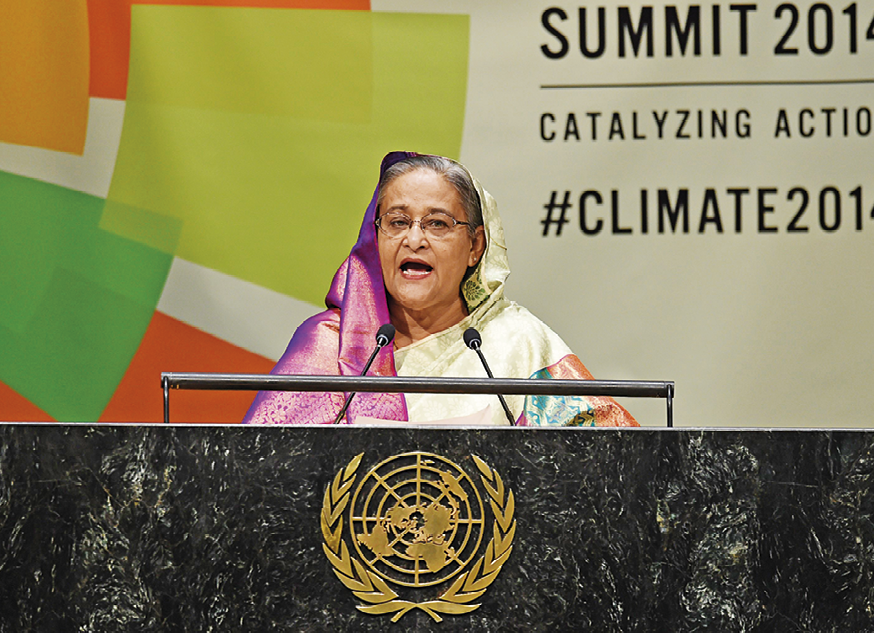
[404,222,429,247]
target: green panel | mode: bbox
[106,7,469,306]
[0,171,174,420]
[0,268,156,420]
[0,172,55,334]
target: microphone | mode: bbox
[374,323,395,349]
[333,324,395,424]
[463,327,516,425]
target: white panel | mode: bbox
[157,257,319,361]
[0,97,125,198]
[372,2,874,428]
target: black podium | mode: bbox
[1,423,873,631]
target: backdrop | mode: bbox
[1,0,871,426]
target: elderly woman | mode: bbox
[243,152,636,426]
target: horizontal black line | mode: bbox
[541,78,874,89]
[162,372,672,397]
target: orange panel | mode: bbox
[99,311,275,423]
[0,381,56,422]
[145,0,368,6]
[0,0,89,153]
[87,0,370,100]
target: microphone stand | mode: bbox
[464,328,516,426]
[333,325,395,424]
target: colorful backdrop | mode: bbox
[1,1,872,426]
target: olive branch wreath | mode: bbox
[320,453,516,623]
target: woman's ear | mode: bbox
[469,226,486,266]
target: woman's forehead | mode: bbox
[380,169,463,215]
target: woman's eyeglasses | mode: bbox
[375,211,472,239]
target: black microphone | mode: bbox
[463,327,516,425]
[374,323,395,349]
[333,324,395,424]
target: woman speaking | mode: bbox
[243,152,636,427]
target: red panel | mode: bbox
[87,0,133,100]
[99,311,275,423]
[87,0,371,100]
[0,381,56,422]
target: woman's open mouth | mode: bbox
[400,261,433,278]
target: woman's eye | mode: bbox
[426,220,449,230]
[389,218,410,228]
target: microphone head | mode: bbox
[463,327,482,350]
[375,324,396,347]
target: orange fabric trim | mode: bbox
[545,354,595,381]
[546,354,639,427]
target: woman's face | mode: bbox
[377,169,485,319]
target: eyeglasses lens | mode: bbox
[378,212,456,238]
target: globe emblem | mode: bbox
[349,452,485,587]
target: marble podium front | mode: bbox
[0,424,872,632]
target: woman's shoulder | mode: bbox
[478,299,573,365]
[271,308,341,375]
[296,308,340,336]
[486,300,568,340]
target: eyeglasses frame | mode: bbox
[374,210,473,239]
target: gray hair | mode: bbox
[377,155,483,237]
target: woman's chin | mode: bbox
[389,293,464,320]
[390,296,436,315]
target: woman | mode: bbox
[243,152,636,426]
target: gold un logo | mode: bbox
[320,451,516,623]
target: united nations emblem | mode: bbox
[320,452,515,623]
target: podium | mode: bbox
[1,423,873,630]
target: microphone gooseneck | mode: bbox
[333,324,396,424]
[463,327,516,425]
